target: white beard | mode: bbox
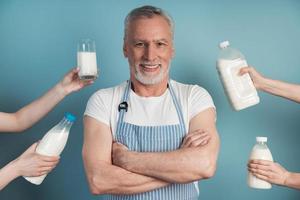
[134,64,170,85]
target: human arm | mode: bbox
[82,116,170,195]
[285,172,300,190]
[240,66,300,103]
[248,159,300,190]
[112,108,220,183]
[0,142,59,190]
[0,68,93,132]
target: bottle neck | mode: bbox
[219,46,245,60]
[257,141,268,147]
[58,118,73,132]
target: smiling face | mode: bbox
[123,15,174,86]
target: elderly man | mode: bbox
[82,5,220,199]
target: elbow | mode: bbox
[200,158,217,179]
[13,124,29,133]
[88,175,108,195]
[7,125,26,133]
[89,185,101,195]
[89,180,103,195]
[13,113,29,132]
[191,159,217,181]
[8,119,26,133]
[201,161,217,179]
[82,155,109,195]
[13,127,26,133]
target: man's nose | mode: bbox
[143,45,157,61]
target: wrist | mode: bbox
[54,82,69,98]
[6,159,21,178]
[119,150,137,172]
[257,76,270,91]
[283,171,291,187]
[123,151,136,171]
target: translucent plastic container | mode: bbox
[217,41,259,111]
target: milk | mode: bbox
[217,41,259,111]
[77,52,98,80]
[23,113,75,185]
[248,137,273,189]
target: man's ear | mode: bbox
[123,40,128,58]
[171,46,175,58]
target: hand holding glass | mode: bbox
[77,39,98,80]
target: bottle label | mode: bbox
[227,59,257,98]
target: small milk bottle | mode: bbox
[248,136,274,189]
[216,40,259,111]
[24,113,76,185]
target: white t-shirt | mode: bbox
[84,80,216,137]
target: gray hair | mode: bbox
[124,5,174,39]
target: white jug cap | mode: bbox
[256,137,267,142]
[219,40,230,49]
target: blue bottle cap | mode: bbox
[64,112,76,122]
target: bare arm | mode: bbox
[285,172,300,190]
[0,68,93,132]
[112,108,220,183]
[248,159,300,190]
[82,116,169,195]
[0,142,59,190]
[240,66,300,103]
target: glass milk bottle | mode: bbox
[216,41,259,111]
[77,39,98,80]
[248,136,274,189]
[23,113,76,185]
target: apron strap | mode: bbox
[115,81,131,141]
[168,81,187,134]
[116,80,187,139]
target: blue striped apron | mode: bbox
[108,81,199,200]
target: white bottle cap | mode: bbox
[219,40,230,49]
[256,137,267,142]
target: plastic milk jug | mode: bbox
[217,41,259,110]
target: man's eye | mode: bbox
[135,43,144,47]
[157,42,167,47]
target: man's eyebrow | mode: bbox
[154,39,169,43]
[132,39,146,42]
[130,38,170,43]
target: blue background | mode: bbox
[1,0,300,199]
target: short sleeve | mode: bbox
[189,85,216,119]
[84,91,110,126]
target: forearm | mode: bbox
[260,78,300,103]
[82,117,167,195]
[14,83,68,131]
[118,147,216,184]
[85,162,169,195]
[0,160,20,190]
[284,172,300,190]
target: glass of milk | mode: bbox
[77,39,98,80]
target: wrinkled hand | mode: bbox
[181,129,211,148]
[59,67,94,95]
[14,142,60,177]
[248,159,290,186]
[239,66,266,90]
[112,142,129,168]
